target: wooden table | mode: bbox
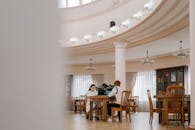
[72,97,86,113]
[89,95,109,121]
[154,95,190,126]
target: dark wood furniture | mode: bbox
[88,95,109,121]
[156,66,186,95]
[156,66,186,118]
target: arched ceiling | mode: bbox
[65,0,189,58]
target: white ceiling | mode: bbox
[63,0,189,65]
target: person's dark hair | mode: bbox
[114,80,121,86]
[89,84,96,91]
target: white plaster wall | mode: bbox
[0,1,64,130]
[67,56,189,84]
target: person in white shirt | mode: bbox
[85,84,98,114]
[107,80,122,120]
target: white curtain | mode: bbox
[72,75,93,97]
[132,71,156,112]
[126,72,137,91]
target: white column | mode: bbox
[114,42,127,90]
[190,0,195,128]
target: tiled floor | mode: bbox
[64,111,191,130]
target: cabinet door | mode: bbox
[177,68,184,85]
[156,71,163,94]
[171,71,177,85]
[163,71,169,90]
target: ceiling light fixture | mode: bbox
[121,20,131,28]
[133,11,143,20]
[141,50,155,65]
[97,31,105,39]
[173,41,189,59]
[85,58,96,71]
[144,1,154,11]
[83,34,92,42]
[110,26,117,33]
[69,37,78,44]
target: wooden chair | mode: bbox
[111,90,131,122]
[129,96,139,112]
[162,85,185,128]
[184,96,190,125]
[78,95,86,113]
[147,89,162,125]
[126,91,132,120]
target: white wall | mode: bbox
[0,1,64,130]
[67,55,189,84]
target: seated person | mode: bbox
[85,84,98,118]
[107,80,121,119]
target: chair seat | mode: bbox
[153,108,161,113]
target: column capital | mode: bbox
[113,42,127,48]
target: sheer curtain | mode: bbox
[132,71,156,112]
[72,75,93,97]
[126,72,137,91]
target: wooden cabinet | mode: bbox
[156,66,186,95]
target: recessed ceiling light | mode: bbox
[69,37,78,43]
[110,26,117,33]
[83,34,92,42]
[121,20,131,28]
[133,11,143,20]
[97,31,105,39]
[144,1,154,11]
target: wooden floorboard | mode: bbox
[64,111,190,130]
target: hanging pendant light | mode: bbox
[173,41,189,59]
[141,50,155,65]
[85,58,96,71]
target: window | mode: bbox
[82,0,92,4]
[72,75,93,97]
[132,71,156,111]
[68,0,80,7]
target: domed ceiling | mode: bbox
[60,0,189,64]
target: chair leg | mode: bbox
[166,111,168,128]
[149,113,153,125]
[129,111,131,122]
[120,111,122,122]
[111,109,115,121]
[162,111,164,127]
[177,113,179,126]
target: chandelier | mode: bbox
[173,41,189,59]
[141,50,155,65]
[85,58,96,71]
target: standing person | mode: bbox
[85,84,98,119]
[107,80,122,120]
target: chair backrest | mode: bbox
[121,90,131,107]
[166,85,185,96]
[147,89,154,111]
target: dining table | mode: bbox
[154,94,190,125]
[88,95,109,121]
